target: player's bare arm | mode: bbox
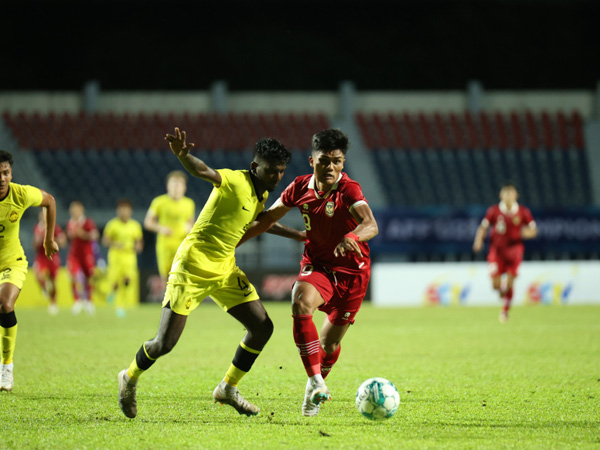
[143,210,173,236]
[473,222,489,253]
[135,239,144,253]
[40,190,59,259]
[334,203,378,258]
[521,223,538,240]
[267,223,307,242]
[165,127,222,186]
[237,198,291,247]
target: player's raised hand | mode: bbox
[165,127,195,157]
[44,239,59,260]
[334,236,363,258]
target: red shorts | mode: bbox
[487,245,523,277]
[67,253,95,278]
[296,263,370,326]
[34,256,60,279]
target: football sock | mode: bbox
[292,314,321,377]
[503,287,514,313]
[127,343,156,380]
[0,312,18,365]
[320,344,341,379]
[224,341,261,387]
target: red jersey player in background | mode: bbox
[239,128,379,416]
[473,182,537,322]
[66,200,99,315]
[33,210,67,315]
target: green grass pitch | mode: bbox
[0,302,598,449]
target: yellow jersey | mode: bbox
[103,217,143,266]
[0,183,43,266]
[148,194,195,249]
[177,169,268,275]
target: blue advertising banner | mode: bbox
[371,207,600,255]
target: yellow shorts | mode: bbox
[162,265,260,316]
[0,259,29,290]
[107,262,138,287]
[156,245,179,278]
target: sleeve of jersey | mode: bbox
[524,208,536,227]
[343,181,367,211]
[280,179,298,208]
[22,185,44,209]
[148,196,161,215]
[481,207,495,227]
[215,169,231,189]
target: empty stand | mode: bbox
[357,110,590,208]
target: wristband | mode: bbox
[344,232,360,242]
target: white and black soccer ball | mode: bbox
[355,377,400,421]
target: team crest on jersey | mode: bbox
[8,211,18,223]
[513,216,521,225]
[325,201,335,218]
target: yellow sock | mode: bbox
[1,324,18,365]
[127,343,156,379]
[224,364,247,387]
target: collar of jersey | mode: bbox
[499,201,519,215]
[308,173,343,200]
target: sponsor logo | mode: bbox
[342,312,351,321]
[185,298,192,309]
[526,280,573,305]
[242,206,250,211]
[303,204,309,210]
[424,281,471,306]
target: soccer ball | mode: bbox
[355,377,400,421]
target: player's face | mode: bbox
[310,149,345,188]
[253,160,287,192]
[69,202,84,220]
[0,162,13,197]
[117,204,132,221]
[167,177,187,200]
[500,186,518,205]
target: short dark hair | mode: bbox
[254,138,291,165]
[0,150,14,166]
[501,181,518,191]
[117,198,133,208]
[312,129,349,155]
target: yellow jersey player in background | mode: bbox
[0,150,59,391]
[102,198,143,318]
[143,170,195,288]
[118,127,304,418]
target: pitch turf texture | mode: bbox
[1,303,598,449]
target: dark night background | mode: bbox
[1,0,598,91]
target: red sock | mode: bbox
[503,287,513,313]
[292,314,321,377]
[320,344,341,379]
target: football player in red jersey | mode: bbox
[66,200,99,315]
[239,128,378,416]
[33,210,67,315]
[473,182,537,322]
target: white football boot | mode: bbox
[212,380,259,416]
[117,369,137,418]
[302,378,331,417]
[0,364,14,392]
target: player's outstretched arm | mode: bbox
[472,223,489,253]
[267,223,307,242]
[237,199,292,247]
[335,203,379,257]
[521,223,538,240]
[165,127,222,185]
[40,190,59,260]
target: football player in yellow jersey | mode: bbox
[143,171,195,285]
[118,127,303,418]
[0,150,59,391]
[102,198,144,317]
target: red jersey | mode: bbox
[33,223,64,264]
[280,172,370,274]
[482,202,535,251]
[67,216,98,260]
